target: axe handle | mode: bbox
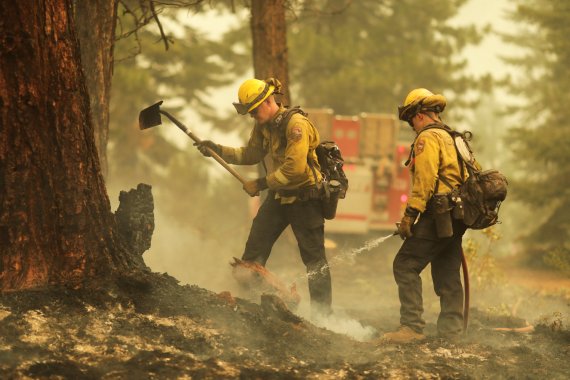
[160,111,247,185]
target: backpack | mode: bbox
[458,168,508,229]
[314,141,349,200]
[424,124,508,230]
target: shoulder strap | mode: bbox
[276,106,322,188]
[416,123,469,192]
[405,123,449,167]
[274,106,307,129]
[422,123,477,181]
[275,106,307,149]
[307,154,322,190]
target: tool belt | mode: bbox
[278,184,339,220]
[277,185,323,201]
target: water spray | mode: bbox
[303,231,398,281]
[298,231,398,341]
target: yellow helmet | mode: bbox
[398,88,446,122]
[232,78,281,115]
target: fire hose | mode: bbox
[461,245,470,333]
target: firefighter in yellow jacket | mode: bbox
[195,78,332,315]
[383,88,467,343]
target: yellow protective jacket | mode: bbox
[407,124,467,213]
[219,106,322,203]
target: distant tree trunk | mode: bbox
[250,0,291,105]
[0,1,143,291]
[74,0,118,179]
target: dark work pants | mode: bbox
[393,216,466,336]
[242,192,332,312]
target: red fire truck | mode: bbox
[305,109,414,235]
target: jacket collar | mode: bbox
[266,104,287,129]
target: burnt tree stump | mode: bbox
[115,183,154,256]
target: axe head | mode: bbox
[139,101,164,130]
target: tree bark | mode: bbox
[74,0,118,179]
[0,1,143,291]
[250,0,291,105]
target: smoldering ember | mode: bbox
[1,1,569,379]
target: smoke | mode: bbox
[298,233,397,284]
[309,309,377,342]
[139,194,568,344]
[141,209,249,293]
[266,233,402,342]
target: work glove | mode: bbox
[397,207,419,240]
[243,178,268,197]
[193,140,221,157]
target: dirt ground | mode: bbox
[1,234,569,379]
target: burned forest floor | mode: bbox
[1,235,570,379]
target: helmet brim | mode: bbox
[233,102,250,115]
[398,103,420,122]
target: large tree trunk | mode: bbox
[251,0,291,105]
[74,0,118,179]
[0,1,143,291]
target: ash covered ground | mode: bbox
[1,235,569,379]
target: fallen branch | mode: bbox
[493,325,535,333]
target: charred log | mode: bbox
[261,294,303,324]
[114,183,154,257]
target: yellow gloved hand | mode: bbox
[397,215,415,240]
[243,180,261,197]
[193,140,221,157]
[397,207,419,240]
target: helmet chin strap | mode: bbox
[408,111,442,132]
[420,111,441,124]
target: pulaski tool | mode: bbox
[139,101,246,184]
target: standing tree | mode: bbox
[504,0,570,270]
[250,0,291,104]
[0,1,143,291]
[288,0,483,116]
[74,0,119,178]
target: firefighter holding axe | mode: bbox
[139,79,332,316]
[193,78,332,316]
